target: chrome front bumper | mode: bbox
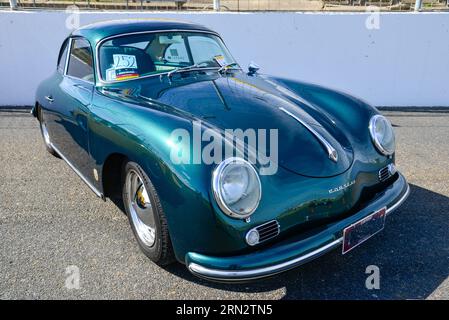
[186,174,410,282]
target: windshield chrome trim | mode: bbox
[95,29,233,84]
[279,107,338,163]
[63,38,72,76]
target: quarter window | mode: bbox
[67,38,94,82]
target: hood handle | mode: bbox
[279,107,338,163]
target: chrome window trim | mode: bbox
[65,74,95,86]
[63,38,72,76]
[56,38,70,75]
[212,157,262,219]
[188,182,410,282]
[95,29,235,84]
[279,107,338,163]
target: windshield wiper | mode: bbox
[167,63,209,78]
[166,62,240,79]
[218,62,241,74]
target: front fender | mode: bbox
[88,82,395,264]
[89,91,254,262]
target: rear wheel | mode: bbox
[38,107,59,157]
[122,161,175,266]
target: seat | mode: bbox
[100,46,156,78]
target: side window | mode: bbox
[57,40,69,74]
[67,38,94,82]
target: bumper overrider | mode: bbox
[186,173,409,282]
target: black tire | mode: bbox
[38,107,59,158]
[122,161,175,266]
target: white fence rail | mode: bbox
[2,0,449,11]
[0,11,448,106]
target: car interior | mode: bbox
[99,32,226,81]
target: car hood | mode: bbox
[103,72,355,177]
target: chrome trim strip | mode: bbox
[188,239,343,282]
[65,75,95,86]
[386,182,410,216]
[279,107,338,163]
[51,143,104,200]
[188,181,410,281]
[95,29,223,84]
[64,38,72,76]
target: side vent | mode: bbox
[379,163,396,182]
[256,220,280,243]
[246,220,281,246]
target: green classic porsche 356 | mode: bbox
[33,19,409,281]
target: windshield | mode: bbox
[98,31,237,82]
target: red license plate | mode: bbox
[342,207,386,254]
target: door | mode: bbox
[49,37,95,181]
[43,38,69,151]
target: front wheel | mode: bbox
[122,161,175,266]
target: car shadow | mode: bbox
[163,184,449,299]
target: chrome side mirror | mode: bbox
[248,62,260,76]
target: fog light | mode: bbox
[245,229,260,246]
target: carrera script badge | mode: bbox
[329,180,356,194]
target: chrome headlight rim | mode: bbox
[369,114,395,156]
[212,157,262,219]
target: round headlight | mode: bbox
[212,157,261,219]
[369,115,395,156]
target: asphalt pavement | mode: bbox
[0,109,448,299]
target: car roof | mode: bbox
[72,19,217,44]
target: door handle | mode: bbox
[45,95,54,103]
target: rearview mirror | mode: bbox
[248,62,260,76]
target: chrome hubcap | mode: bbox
[41,122,51,146]
[126,169,156,247]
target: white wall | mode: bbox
[0,10,448,106]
